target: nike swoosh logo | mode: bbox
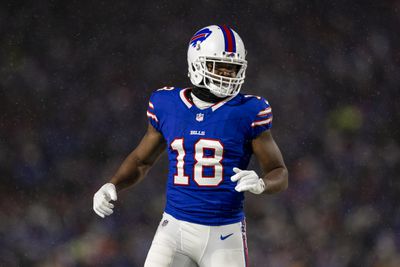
[220,233,234,240]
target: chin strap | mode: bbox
[192,87,228,103]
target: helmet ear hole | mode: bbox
[189,62,204,85]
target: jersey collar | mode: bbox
[179,88,193,108]
[179,88,237,112]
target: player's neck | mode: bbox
[191,87,227,104]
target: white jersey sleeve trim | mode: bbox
[251,118,272,127]
[257,107,272,116]
[147,111,159,122]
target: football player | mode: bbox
[93,25,288,267]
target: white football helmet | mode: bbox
[187,25,247,97]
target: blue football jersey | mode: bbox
[147,87,273,226]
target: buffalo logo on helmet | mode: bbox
[189,28,212,47]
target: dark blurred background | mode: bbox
[1,0,399,266]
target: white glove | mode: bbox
[231,167,265,194]
[93,183,117,218]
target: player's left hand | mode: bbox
[231,167,265,194]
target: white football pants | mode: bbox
[144,213,249,267]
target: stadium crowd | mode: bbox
[1,1,399,266]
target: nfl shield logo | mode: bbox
[196,113,204,122]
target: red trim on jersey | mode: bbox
[183,88,194,104]
[211,93,237,111]
[251,117,272,127]
[257,107,272,116]
[146,111,159,122]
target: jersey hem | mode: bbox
[164,208,244,226]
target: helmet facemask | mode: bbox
[191,55,247,97]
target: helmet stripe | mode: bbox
[219,25,236,53]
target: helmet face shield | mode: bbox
[187,25,247,97]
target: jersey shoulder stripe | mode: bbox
[243,94,273,124]
[257,107,272,116]
[241,94,273,138]
[147,86,181,131]
[146,110,158,122]
[251,117,272,127]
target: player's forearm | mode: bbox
[109,152,152,192]
[262,166,288,194]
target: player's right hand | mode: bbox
[93,183,117,218]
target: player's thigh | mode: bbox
[171,252,198,267]
[146,248,198,267]
[207,248,246,267]
[144,213,183,267]
[199,220,248,267]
